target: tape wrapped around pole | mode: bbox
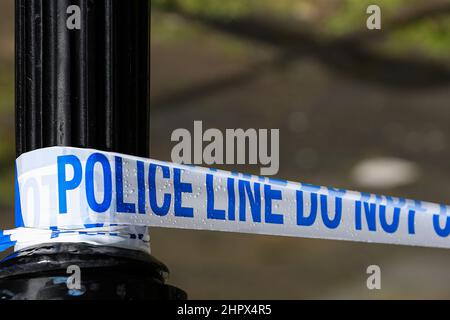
[4,146,450,252]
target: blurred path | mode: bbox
[150,14,450,299]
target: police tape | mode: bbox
[1,146,450,254]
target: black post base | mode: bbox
[0,243,187,300]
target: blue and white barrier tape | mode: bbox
[2,146,450,254]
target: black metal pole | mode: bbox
[16,0,150,156]
[0,0,186,300]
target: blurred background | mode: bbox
[1,0,450,298]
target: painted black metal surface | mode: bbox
[2,0,186,300]
[0,243,186,300]
[16,0,150,157]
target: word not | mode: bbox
[171,121,279,175]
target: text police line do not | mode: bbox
[45,152,450,239]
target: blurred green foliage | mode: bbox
[152,0,450,62]
[325,0,450,61]
[325,0,414,34]
[383,17,450,61]
[152,0,303,18]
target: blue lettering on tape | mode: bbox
[58,155,82,214]
[149,164,171,216]
[86,153,112,213]
[11,147,450,253]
